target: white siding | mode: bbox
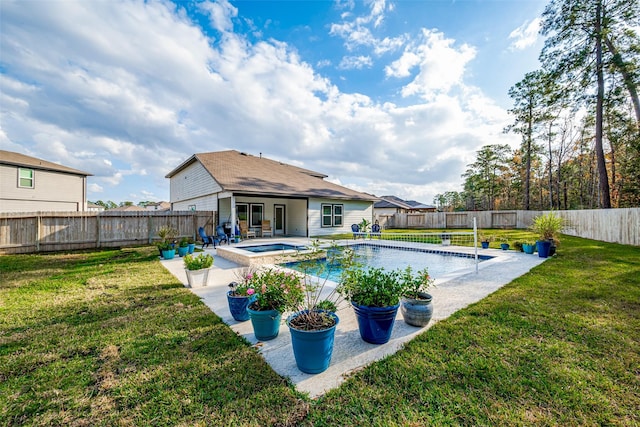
[308,198,373,236]
[374,207,399,216]
[172,196,218,212]
[0,164,86,212]
[169,162,222,207]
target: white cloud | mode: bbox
[338,55,373,70]
[386,29,476,101]
[88,183,103,193]
[0,0,518,205]
[508,18,541,51]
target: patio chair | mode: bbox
[214,225,230,246]
[239,220,256,239]
[198,226,215,248]
[261,220,273,238]
[351,224,360,239]
[370,222,381,239]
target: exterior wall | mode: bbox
[0,164,86,212]
[373,207,399,216]
[308,198,373,236]
[169,161,221,210]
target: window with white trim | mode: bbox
[250,204,263,227]
[321,203,343,227]
[19,168,34,188]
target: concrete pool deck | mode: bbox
[160,238,547,398]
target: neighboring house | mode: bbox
[107,205,146,212]
[0,150,92,213]
[373,195,436,216]
[87,202,105,212]
[405,200,437,212]
[166,150,377,237]
[145,201,171,211]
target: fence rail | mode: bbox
[375,208,640,247]
[0,211,216,254]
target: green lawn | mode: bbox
[1,234,639,426]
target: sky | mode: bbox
[0,0,547,205]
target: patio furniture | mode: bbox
[351,224,360,239]
[239,221,256,239]
[370,222,381,239]
[215,225,230,246]
[261,220,273,238]
[198,226,215,248]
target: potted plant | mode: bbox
[479,233,492,249]
[338,254,409,344]
[399,266,435,327]
[177,237,189,257]
[530,212,564,258]
[245,268,305,341]
[284,241,342,374]
[226,267,258,321]
[157,225,178,258]
[522,242,535,254]
[513,241,524,252]
[158,241,175,260]
[183,253,214,287]
[499,237,510,250]
[187,237,196,254]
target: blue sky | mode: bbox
[0,0,546,205]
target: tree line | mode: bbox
[435,0,639,212]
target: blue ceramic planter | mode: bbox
[247,306,281,341]
[162,249,175,260]
[187,243,196,254]
[178,246,189,257]
[227,292,255,322]
[481,241,490,249]
[287,311,339,374]
[352,302,399,344]
[500,243,510,251]
[537,240,552,258]
[523,243,535,254]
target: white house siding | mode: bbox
[308,198,373,237]
[169,162,221,211]
[0,164,86,212]
[374,207,399,216]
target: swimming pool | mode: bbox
[281,243,492,282]
[240,243,307,253]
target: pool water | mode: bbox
[240,243,306,253]
[281,244,490,282]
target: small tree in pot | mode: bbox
[530,212,564,258]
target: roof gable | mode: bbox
[0,150,92,176]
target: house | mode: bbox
[165,150,377,237]
[87,202,105,212]
[107,205,146,212]
[0,150,92,213]
[145,201,171,211]
[373,195,436,216]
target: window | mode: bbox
[237,204,248,221]
[321,203,343,227]
[18,168,34,188]
[250,204,263,227]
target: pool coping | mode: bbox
[160,237,547,398]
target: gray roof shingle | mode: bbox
[167,150,376,201]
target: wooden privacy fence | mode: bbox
[0,211,216,254]
[376,208,640,247]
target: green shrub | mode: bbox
[183,253,213,270]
